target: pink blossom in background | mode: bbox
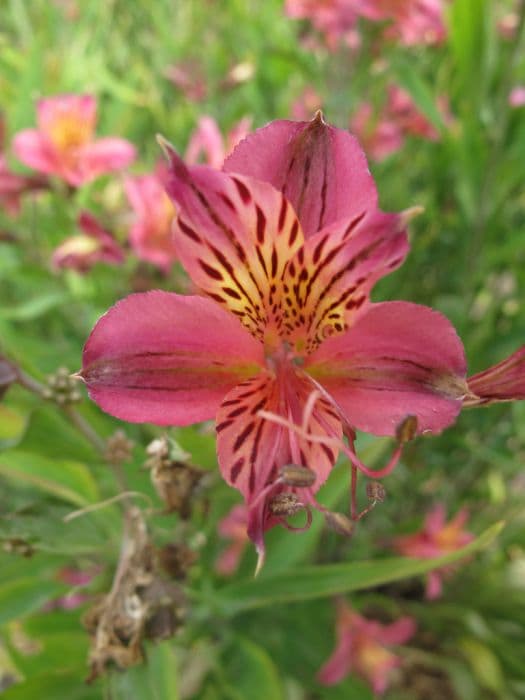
[125,169,177,272]
[52,211,124,273]
[351,85,441,161]
[363,0,449,46]
[393,504,474,599]
[13,94,135,187]
[318,601,416,694]
[285,0,363,50]
[45,566,96,612]
[164,61,208,102]
[185,115,252,169]
[509,86,525,108]
[215,504,249,576]
[291,86,324,121]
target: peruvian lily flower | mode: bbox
[215,504,249,576]
[285,0,363,50]
[318,601,416,694]
[52,211,125,273]
[13,94,135,187]
[359,0,449,46]
[81,115,524,570]
[125,169,178,272]
[185,115,252,170]
[393,504,473,599]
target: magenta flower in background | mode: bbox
[125,169,178,272]
[52,211,124,273]
[360,0,449,46]
[393,504,474,599]
[185,115,252,169]
[318,601,416,694]
[509,86,525,108]
[215,504,249,576]
[13,94,135,187]
[350,85,441,161]
[81,115,525,568]
[285,0,362,50]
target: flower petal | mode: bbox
[12,130,57,175]
[164,146,304,341]
[282,209,409,355]
[37,94,97,134]
[465,345,525,406]
[224,114,377,237]
[81,291,264,425]
[306,301,467,435]
[79,137,136,180]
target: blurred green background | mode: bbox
[1,0,525,698]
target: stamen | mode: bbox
[279,464,316,487]
[324,511,355,537]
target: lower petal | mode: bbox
[306,301,467,436]
[82,291,264,425]
[13,130,57,175]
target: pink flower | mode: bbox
[350,85,440,161]
[125,169,177,272]
[393,504,474,599]
[185,116,252,169]
[52,211,124,273]
[318,601,416,694]
[80,115,523,569]
[215,504,249,576]
[509,86,525,108]
[360,0,449,46]
[285,0,363,50]
[13,94,135,187]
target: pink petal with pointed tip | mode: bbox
[82,291,264,425]
[224,117,377,237]
[12,130,57,175]
[164,151,305,339]
[307,301,467,436]
[79,137,136,179]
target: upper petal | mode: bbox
[224,114,377,237]
[282,209,409,355]
[163,146,304,341]
[81,291,264,425]
[37,94,97,134]
[306,301,467,435]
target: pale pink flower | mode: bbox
[393,504,474,599]
[215,504,249,575]
[52,211,124,273]
[509,86,525,108]
[318,601,416,694]
[359,0,449,46]
[13,94,135,187]
[185,116,252,170]
[125,169,177,272]
[285,0,363,50]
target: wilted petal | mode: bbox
[82,291,264,425]
[224,115,377,237]
[465,345,525,406]
[307,301,467,435]
[80,137,136,179]
[163,146,304,341]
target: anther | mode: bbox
[268,492,304,517]
[279,464,316,488]
[396,415,418,443]
[324,511,355,538]
[366,481,386,503]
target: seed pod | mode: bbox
[279,464,316,488]
[324,511,355,537]
[396,415,418,443]
[268,492,304,517]
[366,481,386,503]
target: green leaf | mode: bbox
[0,577,64,625]
[222,637,285,700]
[393,59,444,130]
[0,450,99,507]
[213,522,504,616]
[0,406,26,444]
[110,642,179,700]
[0,292,67,321]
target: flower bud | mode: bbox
[324,511,355,537]
[396,415,418,443]
[366,481,386,503]
[268,492,304,517]
[279,464,316,488]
